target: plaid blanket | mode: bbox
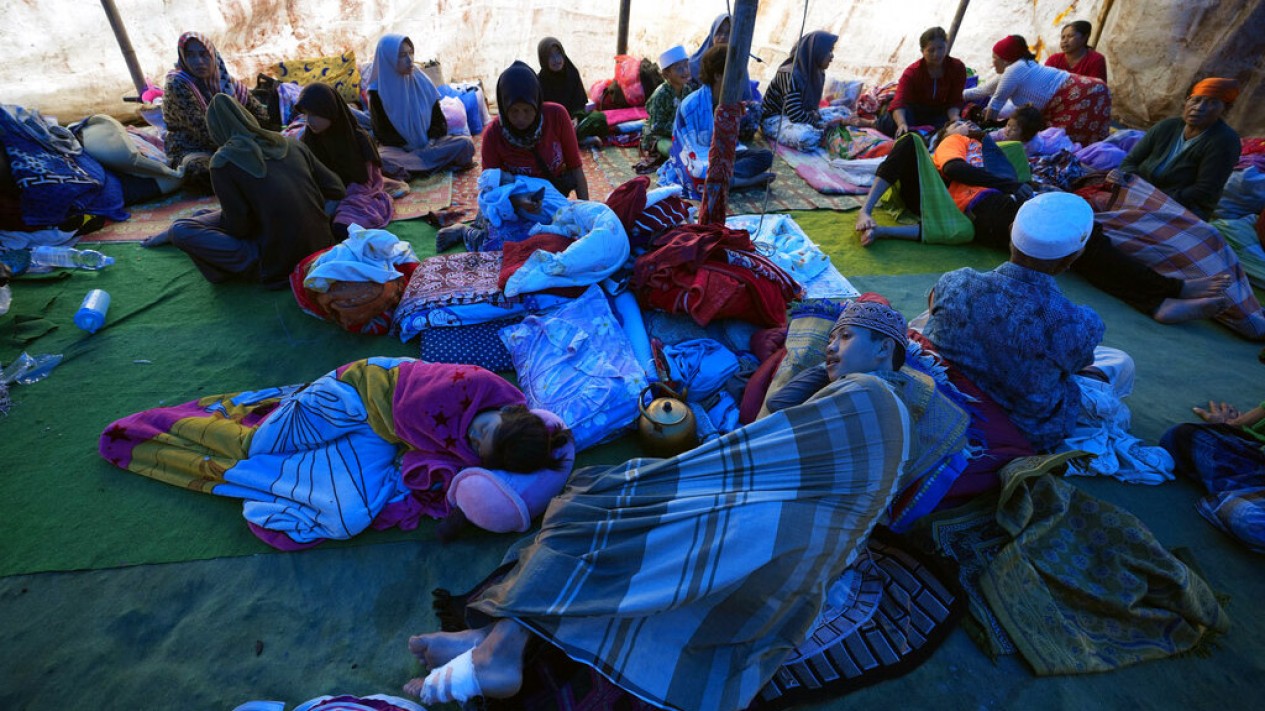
[468,373,917,711]
[1083,173,1265,339]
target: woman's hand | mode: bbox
[894,124,909,137]
[1194,400,1240,425]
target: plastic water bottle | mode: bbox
[74,289,111,333]
[29,245,115,271]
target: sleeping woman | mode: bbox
[99,359,572,549]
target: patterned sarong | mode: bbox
[1083,172,1265,339]
[469,374,916,711]
[1043,74,1111,146]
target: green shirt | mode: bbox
[641,82,693,152]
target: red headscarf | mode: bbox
[1190,78,1240,104]
[992,35,1029,63]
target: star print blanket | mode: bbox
[98,358,524,546]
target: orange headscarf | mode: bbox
[1190,78,1240,104]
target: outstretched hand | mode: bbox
[1194,400,1240,425]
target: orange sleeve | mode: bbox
[932,134,970,172]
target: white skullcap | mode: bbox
[1011,192,1094,260]
[659,45,689,69]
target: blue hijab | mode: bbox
[689,14,731,82]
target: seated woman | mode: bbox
[1119,78,1241,221]
[640,45,695,162]
[481,61,589,200]
[99,359,571,549]
[877,26,967,138]
[143,94,345,289]
[536,37,588,118]
[294,82,393,236]
[689,13,733,85]
[963,35,1110,145]
[1044,20,1108,82]
[403,302,971,708]
[661,45,775,198]
[761,30,839,138]
[366,34,476,175]
[162,32,274,193]
[854,117,1232,324]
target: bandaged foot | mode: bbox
[411,648,482,704]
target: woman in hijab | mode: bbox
[481,61,588,200]
[144,94,345,289]
[962,35,1110,146]
[294,82,393,234]
[761,30,838,133]
[688,14,732,84]
[366,34,475,175]
[536,37,588,117]
[162,32,274,193]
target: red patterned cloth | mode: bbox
[1077,173,1265,339]
[632,223,801,328]
[289,248,419,335]
[605,175,692,250]
[499,233,584,297]
[1042,74,1111,146]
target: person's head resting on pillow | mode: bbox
[466,404,572,472]
[825,298,909,381]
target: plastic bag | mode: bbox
[0,352,64,386]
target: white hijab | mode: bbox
[365,34,440,151]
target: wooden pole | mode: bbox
[699,0,758,224]
[1091,0,1117,46]
[945,0,971,55]
[617,0,632,55]
[99,0,149,100]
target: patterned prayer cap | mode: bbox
[833,300,908,346]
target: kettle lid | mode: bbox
[644,396,690,426]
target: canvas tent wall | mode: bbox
[1,0,1261,134]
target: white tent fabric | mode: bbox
[0,0,1260,133]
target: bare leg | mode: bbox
[1152,294,1232,324]
[865,224,921,246]
[1180,273,1232,299]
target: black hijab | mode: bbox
[294,82,380,185]
[536,37,587,115]
[497,61,545,149]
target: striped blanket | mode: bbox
[468,373,933,711]
[1084,172,1265,339]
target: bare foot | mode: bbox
[404,619,531,703]
[467,619,532,699]
[141,230,171,248]
[1152,294,1232,324]
[1180,273,1232,299]
[859,225,876,247]
[407,626,490,669]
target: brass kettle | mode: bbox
[638,382,697,458]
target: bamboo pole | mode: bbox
[99,0,148,100]
[617,0,632,55]
[946,0,972,55]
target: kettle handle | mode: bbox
[638,381,687,419]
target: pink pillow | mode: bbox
[446,409,575,533]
